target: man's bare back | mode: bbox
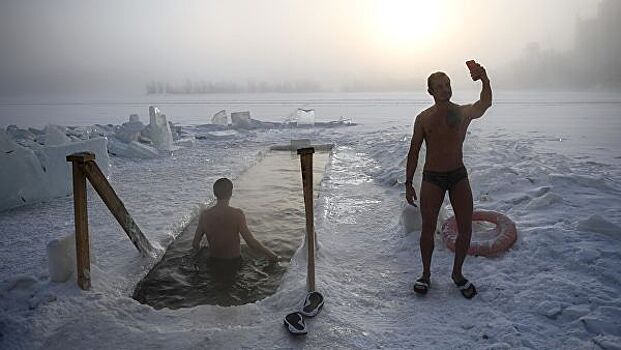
[192,178,279,261]
[196,205,244,258]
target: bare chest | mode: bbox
[423,112,469,144]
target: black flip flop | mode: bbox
[283,312,307,335]
[455,278,477,299]
[299,291,324,317]
[413,277,430,295]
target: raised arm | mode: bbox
[405,115,424,205]
[464,64,492,120]
[238,210,279,260]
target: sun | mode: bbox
[372,0,442,50]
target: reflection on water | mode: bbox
[133,151,329,309]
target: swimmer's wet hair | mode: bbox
[213,177,233,200]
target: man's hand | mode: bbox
[469,62,489,83]
[405,183,418,206]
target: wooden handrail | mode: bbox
[297,147,316,292]
[67,152,154,290]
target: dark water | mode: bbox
[133,151,329,309]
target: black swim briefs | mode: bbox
[422,166,468,192]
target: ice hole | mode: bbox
[133,151,330,309]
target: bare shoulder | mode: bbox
[458,102,480,120]
[232,207,248,228]
[231,207,245,219]
[419,106,434,118]
[415,107,434,125]
[457,103,471,112]
[202,206,215,216]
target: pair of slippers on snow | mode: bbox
[413,277,477,299]
[283,291,324,335]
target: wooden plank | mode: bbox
[71,161,91,290]
[82,161,155,256]
[297,147,316,292]
[67,152,95,163]
[270,143,333,152]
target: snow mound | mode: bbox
[47,233,76,282]
[146,106,174,151]
[0,134,110,211]
[211,110,228,126]
[231,111,252,129]
[1,133,54,211]
[525,192,563,210]
[108,139,159,159]
[400,204,421,233]
[576,214,620,236]
[44,124,72,146]
[580,306,621,337]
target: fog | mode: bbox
[0,0,618,95]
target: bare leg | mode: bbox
[448,178,473,282]
[419,181,446,280]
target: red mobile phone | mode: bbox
[466,60,479,81]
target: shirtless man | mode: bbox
[405,62,492,299]
[192,177,279,262]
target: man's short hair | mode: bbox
[213,177,233,200]
[427,71,448,91]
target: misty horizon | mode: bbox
[1,0,619,96]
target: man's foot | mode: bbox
[453,278,477,299]
[413,276,431,295]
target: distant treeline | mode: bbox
[145,0,621,94]
[504,0,621,89]
[146,79,323,94]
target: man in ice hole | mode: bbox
[405,62,492,298]
[192,178,279,262]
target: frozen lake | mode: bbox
[1,90,620,349]
[2,90,620,163]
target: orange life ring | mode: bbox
[442,210,517,256]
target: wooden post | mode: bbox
[297,147,316,292]
[67,152,94,290]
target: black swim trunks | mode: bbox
[422,166,468,192]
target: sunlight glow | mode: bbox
[372,0,443,50]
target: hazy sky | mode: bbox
[0,0,601,93]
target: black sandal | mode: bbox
[300,291,324,317]
[454,278,477,299]
[283,312,307,335]
[413,277,430,295]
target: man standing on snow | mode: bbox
[405,62,492,298]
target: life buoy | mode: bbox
[442,210,517,256]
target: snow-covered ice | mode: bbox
[146,106,174,152]
[0,130,109,211]
[1,91,620,349]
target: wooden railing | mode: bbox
[67,152,154,290]
[297,147,317,292]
